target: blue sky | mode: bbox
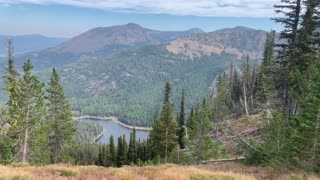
[0,0,282,38]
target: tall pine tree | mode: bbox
[178,89,186,149]
[47,68,75,163]
[150,82,178,162]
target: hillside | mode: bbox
[54,27,267,126]
[0,26,268,126]
[0,34,68,56]
[14,23,204,69]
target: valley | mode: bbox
[1,25,268,127]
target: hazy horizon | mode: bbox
[0,0,283,38]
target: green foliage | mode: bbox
[152,154,161,166]
[116,136,125,167]
[0,135,14,165]
[150,82,178,162]
[213,73,230,121]
[59,170,77,177]
[47,68,75,163]
[189,101,216,163]
[284,60,320,171]
[109,135,116,166]
[73,121,103,143]
[52,47,240,126]
[178,89,187,149]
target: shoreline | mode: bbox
[91,128,105,143]
[73,115,152,131]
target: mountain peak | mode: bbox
[186,28,204,34]
[125,23,142,28]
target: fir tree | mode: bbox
[287,60,320,170]
[150,82,178,162]
[190,100,215,163]
[109,135,116,166]
[122,134,128,165]
[116,136,125,167]
[255,31,276,106]
[4,40,20,128]
[47,68,75,163]
[273,0,302,118]
[213,73,229,121]
[128,133,134,164]
[178,89,186,149]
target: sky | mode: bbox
[0,0,283,38]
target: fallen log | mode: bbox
[199,157,246,164]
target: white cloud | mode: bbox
[0,0,281,17]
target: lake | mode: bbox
[79,118,150,144]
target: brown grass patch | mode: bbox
[0,163,318,180]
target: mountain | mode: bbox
[166,26,266,60]
[0,34,68,56]
[51,27,268,126]
[16,23,204,69]
[0,26,268,126]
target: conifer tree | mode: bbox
[109,135,116,166]
[287,59,320,170]
[104,144,111,167]
[190,100,215,163]
[5,59,47,163]
[213,73,229,121]
[47,68,75,163]
[116,136,125,167]
[122,134,128,165]
[132,128,137,163]
[128,128,137,164]
[178,89,186,149]
[97,145,103,166]
[255,31,276,106]
[186,106,194,132]
[128,133,134,164]
[273,0,302,118]
[150,82,178,162]
[4,40,20,128]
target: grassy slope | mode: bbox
[0,163,318,180]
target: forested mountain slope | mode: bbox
[12,23,204,69]
[0,26,268,126]
[54,27,267,126]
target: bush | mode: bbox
[58,170,77,177]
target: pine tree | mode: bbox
[122,134,128,165]
[286,60,320,170]
[190,100,215,163]
[128,128,137,164]
[47,68,75,163]
[132,128,137,163]
[4,40,20,128]
[213,73,229,121]
[150,82,178,162]
[116,136,125,167]
[255,31,276,106]
[109,135,116,166]
[104,144,111,167]
[5,59,47,163]
[178,89,186,149]
[186,106,194,132]
[97,145,103,166]
[128,133,134,164]
[273,0,303,118]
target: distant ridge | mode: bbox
[14,23,204,69]
[0,34,68,55]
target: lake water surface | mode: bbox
[79,118,150,144]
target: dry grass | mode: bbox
[0,163,318,180]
